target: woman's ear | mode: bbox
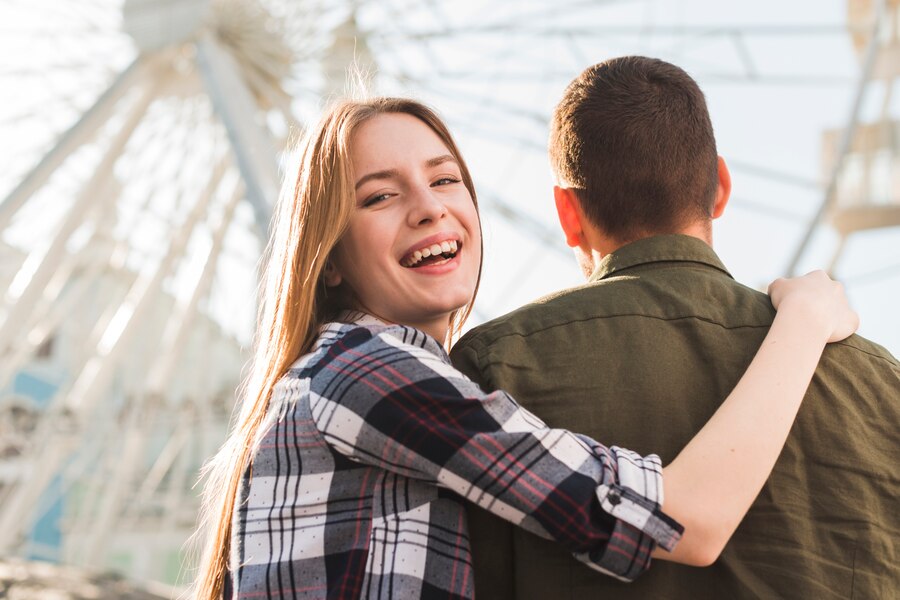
[322,260,342,287]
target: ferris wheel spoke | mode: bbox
[406,75,550,127]
[0,232,122,396]
[718,30,755,80]
[233,57,301,133]
[0,239,100,384]
[119,419,191,530]
[80,400,150,563]
[479,189,570,258]
[159,415,197,531]
[729,195,809,222]
[72,177,241,544]
[0,83,161,361]
[727,159,822,190]
[0,61,102,80]
[0,133,227,553]
[0,427,77,553]
[0,98,81,131]
[62,421,127,547]
[0,56,151,230]
[448,115,546,153]
[281,2,337,59]
[692,73,854,85]
[1,421,109,550]
[144,163,239,396]
[64,158,225,414]
[196,33,278,237]
[116,103,202,236]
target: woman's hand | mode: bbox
[768,270,859,343]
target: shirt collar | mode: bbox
[588,234,733,282]
[313,310,388,350]
[330,309,450,360]
[336,310,388,328]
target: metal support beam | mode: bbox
[482,190,570,258]
[0,136,219,553]
[0,218,120,393]
[784,0,887,276]
[196,33,277,238]
[147,176,243,397]
[70,164,234,560]
[0,57,146,229]
[0,75,159,355]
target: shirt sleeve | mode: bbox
[308,325,683,582]
[451,341,518,599]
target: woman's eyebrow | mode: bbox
[355,169,399,191]
[355,155,458,190]
[425,154,457,168]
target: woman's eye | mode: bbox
[432,177,461,187]
[363,193,390,207]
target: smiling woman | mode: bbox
[192,97,859,600]
[325,113,481,340]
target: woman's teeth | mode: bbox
[403,240,459,267]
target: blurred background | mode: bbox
[0,0,897,596]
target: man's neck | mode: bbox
[593,223,712,259]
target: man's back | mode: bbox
[451,235,900,600]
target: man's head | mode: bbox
[550,56,730,261]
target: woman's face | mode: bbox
[327,112,481,341]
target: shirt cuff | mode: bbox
[571,447,683,581]
[597,447,683,552]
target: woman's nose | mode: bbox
[408,187,447,226]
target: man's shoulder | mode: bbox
[456,268,770,352]
[451,283,607,387]
[827,333,900,369]
[813,333,900,406]
[455,281,602,351]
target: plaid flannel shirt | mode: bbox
[229,313,683,599]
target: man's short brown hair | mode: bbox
[550,56,719,241]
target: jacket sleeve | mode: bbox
[309,326,682,582]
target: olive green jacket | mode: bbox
[450,234,899,600]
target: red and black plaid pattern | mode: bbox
[229,313,682,599]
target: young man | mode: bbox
[450,56,900,599]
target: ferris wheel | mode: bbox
[0,0,896,588]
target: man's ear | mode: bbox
[554,186,586,248]
[322,259,342,287]
[712,156,732,220]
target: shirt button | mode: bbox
[608,492,621,505]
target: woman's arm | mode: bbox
[310,323,679,582]
[310,270,855,578]
[654,271,858,566]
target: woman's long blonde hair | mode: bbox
[192,98,480,599]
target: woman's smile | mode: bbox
[401,234,461,268]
